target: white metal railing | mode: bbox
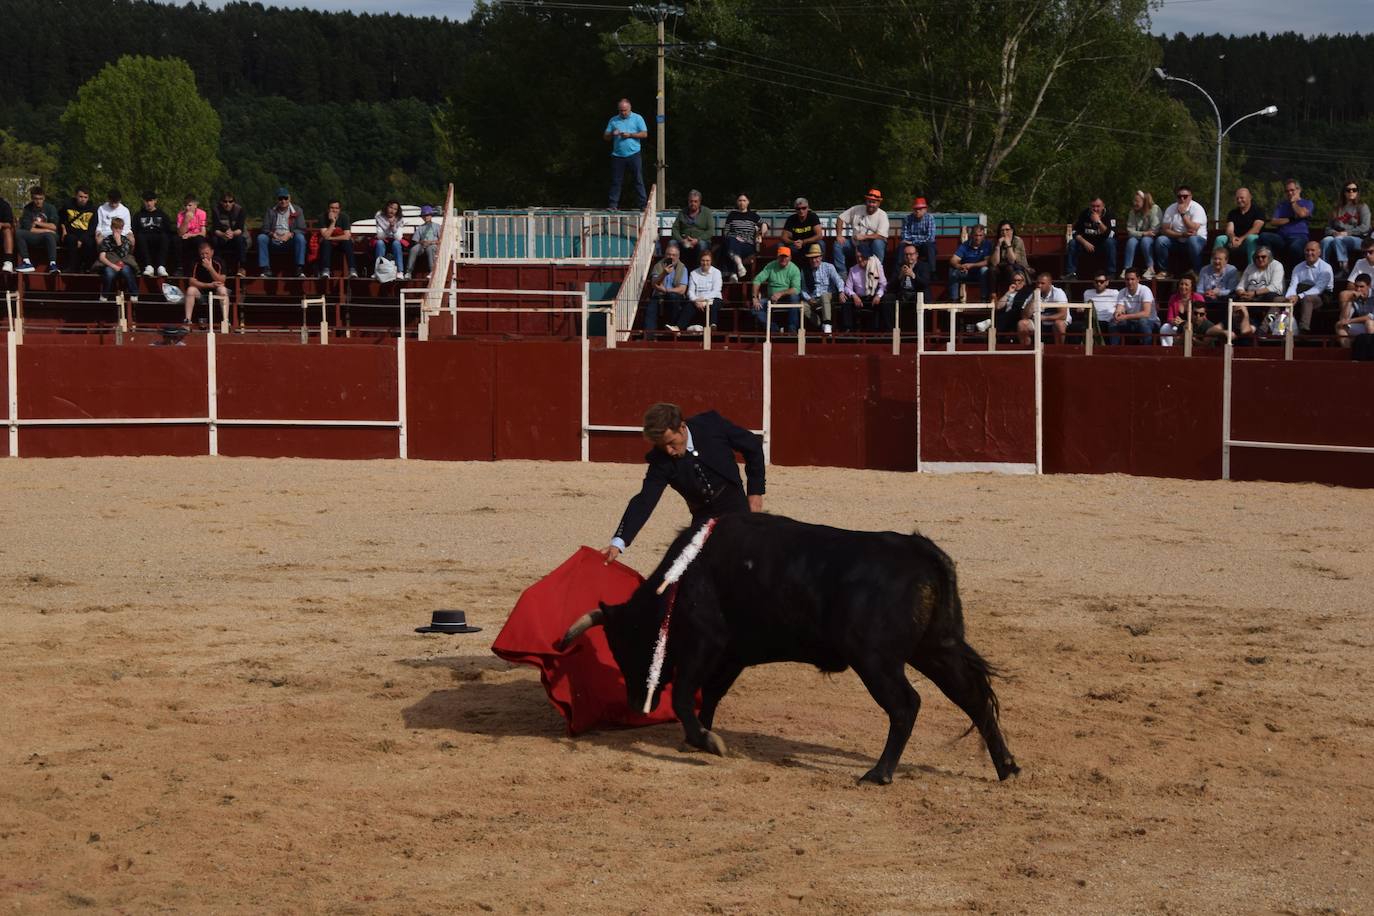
[460,209,642,264]
[6,329,15,456]
[422,184,458,320]
[6,309,411,459]
[615,191,659,342]
[1219,305,1371,477]
[411,287,614,347]
[917,291,1043,474]
[301,296,328,344]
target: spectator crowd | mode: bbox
[646,179,1372,348]
[0,184,444,323]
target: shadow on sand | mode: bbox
[399,676,879,775]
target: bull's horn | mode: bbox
[555,608,605,650]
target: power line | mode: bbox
[492,0,1374,172]
[694,43,1374,165]
[676,53,1374,173]
[694,44,1170,141]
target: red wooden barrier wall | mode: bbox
[405,341,496,461]
[917,356,1037,466]
[588,348,762,463]
[1043,354,1223,479]
[3,338,1370,488]
[16,343,209,457]
[1227,359,1372,487]
[216,340,398,458]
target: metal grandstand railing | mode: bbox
[917,291,1044,475]
[459,207,642,263]
[654,209,988,239]
[420,184,459,331]
[615,191,659,343]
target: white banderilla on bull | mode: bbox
[643,518,717,713]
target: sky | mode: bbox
[202,0,1363,36]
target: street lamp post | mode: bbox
[1155,67,1278,230]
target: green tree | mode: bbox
[435,2,650,208]
[0,128,59,199]
[59,55,223,201]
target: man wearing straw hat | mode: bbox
[601,403,764,564]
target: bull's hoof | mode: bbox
[702,730,728,757]
[859,767,893,786]
[679,731,728,757]
[997,759,1022,781]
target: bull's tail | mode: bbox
[910,533,1019,779]
[924,636,1018,779]
[950,638,1004,739]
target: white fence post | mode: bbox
[207,332,219,456]
[7,329,17,457]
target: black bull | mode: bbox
[557,513,1019,784]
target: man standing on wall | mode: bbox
[601,402,765,564]
[604,98,648,211]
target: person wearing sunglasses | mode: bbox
[1187,300,1235,346]
[257,187,306,278]
[1320,182,1369,274]
[1083,273,1120,333]
[1152,185,1208,279]
[780,197,822,258]
[1232,246,1284,336]
[211,192,247,277]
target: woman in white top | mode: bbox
[373,199,407,278]
[685,249,723,331]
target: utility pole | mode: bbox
[624,4,684,210]
[656,9,666,210]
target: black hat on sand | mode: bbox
[415,609,482,634]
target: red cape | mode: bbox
[491,547,682,735]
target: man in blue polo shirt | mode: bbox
[603,97,648,211]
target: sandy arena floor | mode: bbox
[0,458,1370,914]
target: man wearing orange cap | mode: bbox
[834,188,889,276]
[901,197,937,268]
[751,244,802,333]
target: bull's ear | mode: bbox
[555,607,605,651]
[597,600,619,621]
